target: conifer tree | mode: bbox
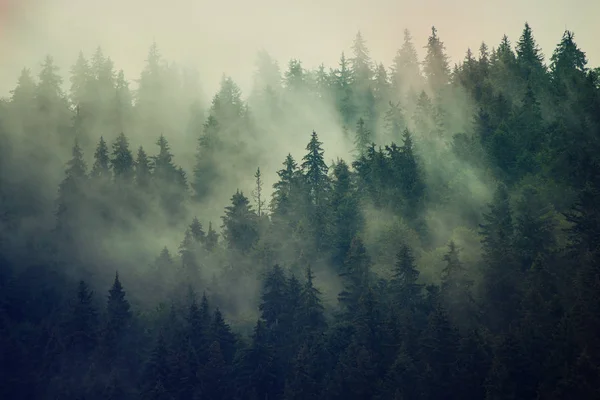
[513,186,557,271]
[103,272,132,363]
[66,280,98,353]
[111,133,134,183]
[299,266,327,336]
[480,183,520,331]
[338,237,371,315]
[91,136,111,179]
[383,101,405,143]
[390,245,424,310]
[210,308,237,365]
[332,53,356,127]
[354,117,372,158]
[221,190,259,253]
[330,160,362,271]
[205,222,219,252]
[259,264,289,328]
[391,29,422,96]
[114,70,133,134]
[423,26,451,94]
[301,131,330,207]
[135,146,152,190]
[141,333,171,399]
[189,217,206,243]
[440,242,477,329]
[516,22,547,88]
[192,115,220,202]
[270,154,301,219]
[56,140,88,235]
[69,51,92,108]
[252,167,265,217]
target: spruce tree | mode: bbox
[301,131,329,207]
[391,29,422,96]
[91,136,111,179]
[110,133,134,183]
[423,26,451,94]
[354,117,372,159]
[135,146,152,190]
[221,190,259,253]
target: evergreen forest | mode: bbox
[1,23,600,399]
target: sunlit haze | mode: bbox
[1,0,598,97]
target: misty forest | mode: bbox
[1,22,600,399]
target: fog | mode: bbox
[2,0,599,98]
[1,0,598,317]
[2,1,600,398]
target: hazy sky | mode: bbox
[1,0,599,98]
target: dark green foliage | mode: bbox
[65,280,98,353]
[221,190,258,253]
[91,136,111,179]
[135,146,152,189]
[2,24,600,400]
[301,131,330,208]
[111,133,134,183]
[354,117,372,158]
[424,26,451,94]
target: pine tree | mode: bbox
[36,55,67,113]
[301,131,330,207]
[11,68,37,109]
[284,59,306,93]
[104,272,132,362]
[391,29,423,97]
[56,140,88,235]
[513,185,557,271]
[441,242,477,329]
[91,136,111,179]
[235,320,278,399]
[69,51,92,107]
[179,229,200,280]
[550,30,588,97]
[135,146,152,190]
[330,160,363,271]
[205,222,219,252]
[516,22,547,88]
[252,167,265,217]
[338,237,371,315]
[153,135,187,221]
[110,133,134,183]
[270,154,301,219]
[210,308,237,365]
[420,302,460,400]
[199,341,228,400]
[189,217,206,243]
[114,70,133,134]
[299,266,327,336]
[192,115,220,202]
[350,31,373,86]
[390,245,424,309]
[354,117,372,158]
[221,190,259,253]
[423,26,451,94]
[66,280,98,353]
[383,101,405,143]
[259,264,289,328]
[332,53,356,127]
[141,333,171,398]
[480,183,520,331]
[398,128,425,217]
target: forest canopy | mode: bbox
[1,22,600,399]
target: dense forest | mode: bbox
[1,22,600,399]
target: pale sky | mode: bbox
[1,0,599,98]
